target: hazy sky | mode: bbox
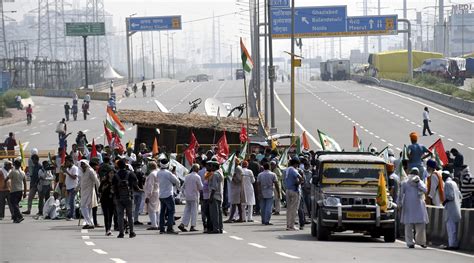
[4,0,471,60]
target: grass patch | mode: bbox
[0,89,31,108]
[403,75,474,101]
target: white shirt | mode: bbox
[125,153,137,163]
[158,168,180,199]
[423,110,429,121]
[65,165,79,190]
[183,172,203,201]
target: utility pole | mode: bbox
[403,0,407,49]
[167,31,170,78]
[83,36,89,89]
[363,0,368,54]
[212,12,216,63]
[290,0,295,136]
[267,0,276,130]
[141,31,145,79]
[159,32,163,78]
[151,31,155,79]
[264,0,268,128]
[230,44,233,80]
[171,33,175,79]
[438,0,444,54]
[0,0,9,59]
[378,0,382,52]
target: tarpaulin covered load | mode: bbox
[368,50,443,80]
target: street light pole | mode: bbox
[171,33,175,79]
[159,32,163,78]
[141,31,145,80]
[167,31,170,78]
[267,0,276,130]
[151,31,155,79]
[290,0,296,136]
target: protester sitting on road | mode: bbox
[43,192,61,220]
[38,161,54,217]
[442,170,462,250]
[399,167,429,249]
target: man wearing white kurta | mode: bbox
[43,192,60,219]
[242,161,255,222]
[442,171,462,250]
[145,162,160,230]
[426,159,444,206]
[179,164,203,232]
[399,167,429,248]
[79,160,100,229]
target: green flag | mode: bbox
[222,153,236,179]
[295,136,301,155]
[240,38,254,72]
[239,142,248,160]
[318,129,342,152]
[278,146,291,170]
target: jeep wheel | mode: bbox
[384,227,396,243]
[316,212,330,241]
[311,220,317,237]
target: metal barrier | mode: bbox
[0,149,56,160]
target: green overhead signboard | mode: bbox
[66,22,105,36]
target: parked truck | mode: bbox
[320,59,351,81]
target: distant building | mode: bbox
[448,9,474,57]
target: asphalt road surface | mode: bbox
[1,79,473,262]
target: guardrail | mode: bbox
[351,75,473,116]
[426,205,474,251]
[0,149,56,160]
[29,89,110,101]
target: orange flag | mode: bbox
[152,137,159,156]
[302,131,310,150]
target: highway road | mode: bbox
[1,79,473,262]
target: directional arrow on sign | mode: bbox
[302,17,309,24]
[369,19,374,29]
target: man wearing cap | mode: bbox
[79,160,100,229]
[407,132,432,180]
[426,159,445,206]
[284,156,304,231]
[5,160,27,223]
[0,161,13,220]
[157,158,180,234]
[442,171,462,250]
[399,167,429,248]
[208,158,224,233]
[144,161,160,231]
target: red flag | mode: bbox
[152,137,159,156]
[428,138,448,167]
[90,139,97,159]
[112,133,124,154]
[184,132,199,165]
[302,131,310,150]
[103,122,113,146]
[216,131,230,164]
[239,124,248,143]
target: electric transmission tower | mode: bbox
[86,0,109,63]
[37,0,53,59]
[0,0,8,59]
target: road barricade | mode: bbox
[0,149,56,161]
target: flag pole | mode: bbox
[243,73,250,157]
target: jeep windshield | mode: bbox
[321,162,385,186]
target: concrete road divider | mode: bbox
[426,205,474,251]
[351,75,473,116]
[29,89,109,101]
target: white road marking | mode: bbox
[457,142,464,146]
[38,120,45,123]
[396,147,402,151]
[275,252,300,259]
[229,236,243,241]
[48,122,53,126]
[82,236,90,240]
[448,138,454,142]
[222,230,227,234]
[248,243,266,249]
[110,258,127,263]
[388,143,394,147]
[394,240,474,258]
[274,91,322,149]
[381,139,387,142]
[364,85,474,123]
[84,241,95,246]
[117,99,123,104]
[93,249,108,255]
[469,147,474,151]
[22,129,29,132]
[90,117,97,120]
[438,134,445,138]
[81,229,88,234]
[83,129,90,133]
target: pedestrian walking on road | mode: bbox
[442,170,462,250]
[132,83,138,98]
[63,156,79,220]
[142,82,147,97]
[113,159,138,238]
[64,102,71,121]
[242,161,255,222]
[23,154,40,215]
[15,95,22,110]
[257,162,279,225]
[422,107,433,136]
[208,158,224,234]
[5,160,27,223]
[109,80,114,94]
[79,160,100,229]
[99,169,115,236]
[3,132,17,158]
[71,102,78,121]
[179,164,203,232]
[399,167,429,249]
[158,158,180,234]
[151,81,155,97]
[132,161,145,226]
[0,161,13,220]
[144,161,160,231]
[82,101,89,120]
[284,157,304,231]
[407,132,432,180]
